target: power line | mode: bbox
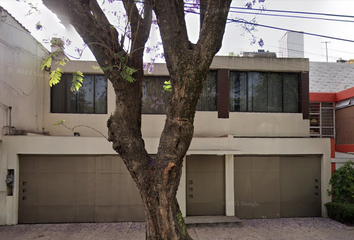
[227,38,346,61]
[192,11,354,44]
[228,6,354,19]
[228,18,354,43]
[228,10,354,23]
[116,1,354,20]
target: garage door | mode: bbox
[234,155,321,219]
[186,155,225,216]
[19,155,144,223]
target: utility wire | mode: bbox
[117,0,354,20]
[119,1,354,44]
[228,6,354,19]
[228,37,349,61]
[189,11,354,44]
[185,3,354,20]
[228,18,354,43]
[228,10,354,23]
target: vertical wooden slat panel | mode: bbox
[217,69,230,118]
[300,72,310,119]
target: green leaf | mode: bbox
[41,55,52,71]
[53,120,65,126]
[328,161,354,203]
[163,80,172,92]
[120,70,135,83]
[49,67,63,87]
[101,66,114,71]
[92,65,101,70]
[41,51,61,71]
[119,65,137,83]
[59,57,69,66]
[71,71,84,92]
[124,65,137,75]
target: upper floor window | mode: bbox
[196,71,217,111]
[51,74,107,114]
[142,71,217,114]
[142,76,170,114]
[230,71,299,113]
[309,102,334,138]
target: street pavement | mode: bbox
[0,218,353,240]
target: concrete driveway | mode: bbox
[0,218,353,240]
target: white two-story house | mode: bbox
[0,6,331,225]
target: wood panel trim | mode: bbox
[300,72,309,119]
[217,69,230,118]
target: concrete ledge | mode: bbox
[184,216,242,226]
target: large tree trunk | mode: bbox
[44,0,231,239]
[141,169,191,239]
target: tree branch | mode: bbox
[43,0,126,81]
[197,0,232,58]
[153,0,190,68]
[199,0,207,32]
[122,0,152,60]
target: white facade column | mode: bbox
[225,154,235,216]
[176,156,186,217]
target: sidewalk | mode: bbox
[0,218,353,240]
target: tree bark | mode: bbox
[44,1,232,239]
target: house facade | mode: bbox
[309,61,354,169]
[1,54,332,224]
[0,6,331,225]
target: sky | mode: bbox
[1,0,354,62]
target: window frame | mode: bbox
[142,71,217,114]
[50,73,108,114]
[229,71,300,113]
[309,102,335,138]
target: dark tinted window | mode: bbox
[51,74,107,114]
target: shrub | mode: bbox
[328,161,354,204]
[325,202,354,225]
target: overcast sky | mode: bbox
[1,0,354,62]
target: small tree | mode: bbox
[328,162,354,204]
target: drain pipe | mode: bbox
[8,106,12,135]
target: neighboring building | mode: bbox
[0,7,49,136]
[309,61,354,170]
[0,6,49,225]
[279,31,304,58]
[0,8,331,225]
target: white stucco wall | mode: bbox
[0,9,49,138]
[0,8,49,225]
[1,135,331,224]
